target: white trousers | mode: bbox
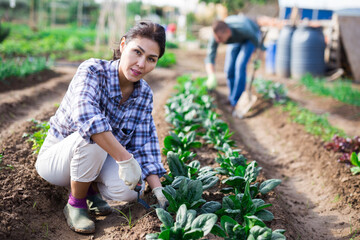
[35,132,142,202]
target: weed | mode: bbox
[0,154,14,170]
[331,194,341,203]
[113,207,154,229]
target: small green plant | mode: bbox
[350,152,360,175]
[23,119,49,154]
[0,154,14,170]
[113,207,154,229]
[254,78,288,104]
[146,204,218,240]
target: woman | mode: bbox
[35,21,167,234]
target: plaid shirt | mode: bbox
[49,58,166,179]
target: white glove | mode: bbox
[206,73,217,90]
[152,187,168,209]
[116,154,142,190]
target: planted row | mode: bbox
[146,75,285,239]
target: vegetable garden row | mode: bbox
[146,75,285,239]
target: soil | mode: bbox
[1,47,360,240]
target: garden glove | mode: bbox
[116,154,142,190]
[152,187,168,209]
[206,73,217,90]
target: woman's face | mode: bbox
[119,37,160,83]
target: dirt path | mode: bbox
[1,48,360,239]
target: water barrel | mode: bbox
[275,25,296,78]
[291,26,325,78]
[265,40,277,75]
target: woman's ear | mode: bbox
[120,37,126,53]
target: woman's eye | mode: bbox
[148,57,156,63]
[135,49,141,55]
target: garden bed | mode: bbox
[0,48,360,239]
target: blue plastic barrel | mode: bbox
[275,25,296,78]
[291,26,325,78]
[265,40,277,75]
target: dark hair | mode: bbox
[113,21,166,60]
[212,20,229,34]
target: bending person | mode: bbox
[205,15,262,112]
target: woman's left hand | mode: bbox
[152,187,168,209]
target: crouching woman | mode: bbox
[35,21,167,234]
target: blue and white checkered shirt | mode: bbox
[49,58,166,179]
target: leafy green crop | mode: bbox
[216,182,274,224]
[0,57,51,81]
[254,78,288,104]
[146,204,218,240]
[163,131,202,156]
[162,178,206,213]
[283,101,346,141]
[301,74,360,107]
[211,215,286,240]
[162,152,219,190]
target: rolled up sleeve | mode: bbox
[70,68,112,143]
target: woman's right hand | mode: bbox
[116,154,142,190]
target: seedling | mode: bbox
[113,207,154,229]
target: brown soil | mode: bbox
[0,48,360,240]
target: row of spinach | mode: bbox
[146,75,285,240]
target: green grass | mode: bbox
[282,101,347,141]
[300,74,360,106]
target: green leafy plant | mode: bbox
[216,182,274,223]
[146,204,217,240]
[162,152,219,189]
[211,215,286,239]
[203,118,235,150]
[162,131,202,156]
[23,119,49,154]
[350,152,360,175]
[254,78,288,104]
[162,178,206,213]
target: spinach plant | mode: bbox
[211,215,286,240]
[162,178,206,213]
[162,152,218,190]
[146,204,218,240]
[162,131,202,156]
[216,182,275,223]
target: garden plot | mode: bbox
[0,48,360,239]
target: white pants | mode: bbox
[35,132,142,202]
